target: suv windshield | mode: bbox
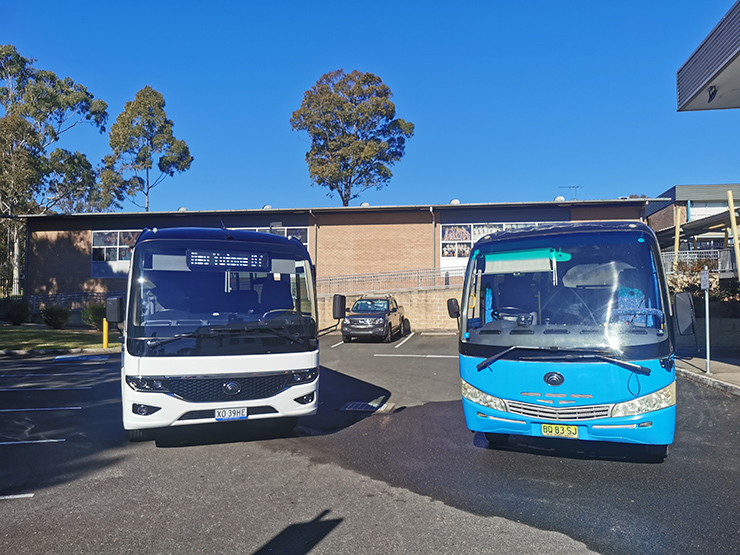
[127,238,317,357]
[351,300,388,312]
[461,228,670,359]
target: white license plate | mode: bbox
[215,407,248,421]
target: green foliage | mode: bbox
[1,298,30,325]
[81,302,106,330]
[1,44,114,296]
[41,305,71,329]
[290,69,414,206]
[103,86,193,211]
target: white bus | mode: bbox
[106,227,319,441]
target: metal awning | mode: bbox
[655,208,740,248]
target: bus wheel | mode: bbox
[273,417,298,435]
[484,433,509,446]
[126,429,150,442]
[644,444,668,462]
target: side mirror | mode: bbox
[673,291,698,358]
[674,291,696,336]
[447,298,460,319]
[106,296,125,324]
[332,294,346,320]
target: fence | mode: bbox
[660,249,736,277]
[316,266,466,296]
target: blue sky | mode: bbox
[3,1,738,212]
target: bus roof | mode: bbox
[474,221,656,248]
[135,227,309,254]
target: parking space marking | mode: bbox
[0,494,35,500]
[0,373,100,378]
[53,355,111,362]
[0,386,92,392]
[394,332,415,348]
[0,407,82,413]
[374,354,457,359]
[330,341,344,348]
[0,439,65,445]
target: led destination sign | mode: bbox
[186,250,270,271]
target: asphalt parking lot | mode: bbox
[2,331,740,554]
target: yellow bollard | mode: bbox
[103,317,109,349]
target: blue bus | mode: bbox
[446,221,697,460]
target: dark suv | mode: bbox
[341,295,405,342]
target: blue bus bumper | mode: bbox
[463,399,675,446]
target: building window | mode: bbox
[238,227,309,248]
[440,222,540,267]
[91,230,141,278]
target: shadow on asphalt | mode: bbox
[152,365,390,447]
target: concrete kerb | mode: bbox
[675,366,740,398]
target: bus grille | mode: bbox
[165,375,292,403]
[506,400,611,421]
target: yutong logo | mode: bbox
[223,382,241,396]
[543,372,565,386]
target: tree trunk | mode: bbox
[11,224,21,296]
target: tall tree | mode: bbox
[0,44,111,295]
[290,69,414,206]
[102,86,193,212]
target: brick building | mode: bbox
[24,198,653,297]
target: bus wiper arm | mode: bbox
[592,355,651,376]
[145,324,303,348]
[206,324,303,344]
[518,353,651,376]
[476,345,617,372]
[146,332,197,348]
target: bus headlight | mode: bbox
[461,379,506,412]
[611,382,675,418]
[126,376,171,393]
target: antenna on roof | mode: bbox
[559,185,584,199]
[221,220,228,229]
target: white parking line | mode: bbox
[374,354,457,359]
[0,387,92,392]
[0,407,82,413]
[0,373,100,378]
[394,332,415,348]
[0,494,35,500]
[330,341,344,348]
[0,439,65,445]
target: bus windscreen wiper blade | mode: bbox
[145,324,302,348]
[518,352,651,376]
[476,345,617,372]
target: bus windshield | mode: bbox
[127,238,317,357]
[461,229,669,358]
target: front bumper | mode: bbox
[462,398,675,445]
[123,379,318,430]
[342,323,387,337]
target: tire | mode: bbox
[342,335,351,342]
[644,444,669,462]
[273,416,298,435]
[126,429,150,442]
[397,318,405,337]
[383,324,392,343]
[484,432,509,446]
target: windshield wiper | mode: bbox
[144,323,305,349]
[476,345,614,372]
[518,353,651,376]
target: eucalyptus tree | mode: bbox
[0,44,110,294]
[102,86,193,212]
[290,69,414,206]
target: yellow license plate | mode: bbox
[541,423,579,439]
